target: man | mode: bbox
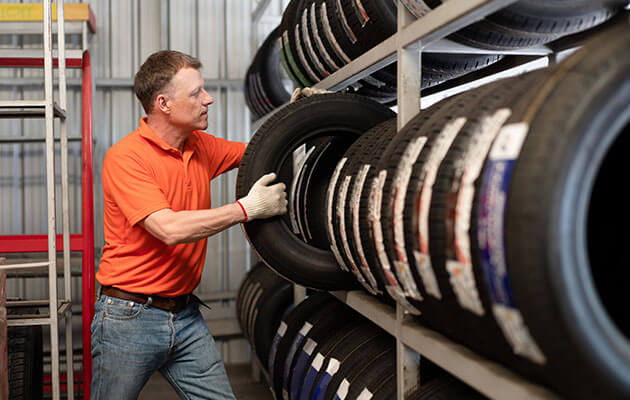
[91,50,287,400]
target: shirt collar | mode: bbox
[138,117,199,156]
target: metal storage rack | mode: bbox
[0,2,95,399]
[247,0,598,398]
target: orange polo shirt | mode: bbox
[97,118,246,297]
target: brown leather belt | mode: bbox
[101,286,197,313]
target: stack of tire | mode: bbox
[236,261,294,370]
[237,16,630,399]
[278,0,506,101]
[245,27,293,119]
[267,292,486,400]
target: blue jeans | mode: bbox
[90,291,235,400]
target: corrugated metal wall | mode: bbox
[0,0,287,365]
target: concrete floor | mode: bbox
[138,363,274,400]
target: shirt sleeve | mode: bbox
[206,135,247,179]
[102,148,171,227]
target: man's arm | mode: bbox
[141,203,244,246]
[141,172,287,246]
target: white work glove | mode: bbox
[237,173,288,222]
[290,87,332,103]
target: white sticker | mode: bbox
[351,164,380,294]
[304,338,317,355]
[312,353,325,371]
[336,0,357,44]
[338,175,370,290]
[489,122,529,160]
[415,117,467,298]
[300,322,313,336]
[351,0,370,27]
[448,109,512,315]
[302,8,330,77]
[370,171,421,315]
[392,136,428,300]
[310,2,340,71]
[321,2,352,64]
[327,158,349,272]
[446,260,484,315]
[336,378,351,400]
[493,304,546,364]
[326,358,340,375]
[278,321,288,337]
[357,388,373,400]
[414,250,441,299]
[294,24,320,82]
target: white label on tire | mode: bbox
[493,305,546,364]
[321,2,352,64]
[357,388,373,400]
[413,250,441,299]
[336,378,351,400]
[392,136,428,300]
[416,117,467,298]
[300,322,313,336]
[352,164,380,293]
[489,122,529,160]
[294,24,320,82]
[351,0,370,27]
[310,2,340,71]
[312,353,325,371]
[338,175,370,289]
[327,358,340,375]
[277,321,288,337]
[370,170,421,314]
[327,158,349,272]
[446,260,484,315]
[336,0,358,44]
[304,338,317,355]
[448,109,511,315]
[302,8,330,77]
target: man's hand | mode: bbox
[290,87,332,103]
[237,173,288,221]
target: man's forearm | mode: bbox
[141,203,245,246]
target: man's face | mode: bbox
[165,67,213,132]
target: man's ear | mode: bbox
[155,93,170,114]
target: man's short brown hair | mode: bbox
[134,50,202,114]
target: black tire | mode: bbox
[473,18,630,399]
[270,292,336,399]
[236,93,395,290]
[7,308,43,400]
[298,319,374,400]
[425,72,548,376]
[282,300,350,400]
[259,27,293,106]
[321,330,393,400]
[253,280,294,368]
[401,0,626,50]
[343,119,399,298]
[326,118,396,294]
[288,303,362,400]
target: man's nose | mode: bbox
[203,89,213,105]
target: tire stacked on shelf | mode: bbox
[236,93,395,290]
[239,15,630,399]
[6,306,43,400]
[267,292,487,399]
[278,0,505,102]
[400,0,626,50]
[326,17,630,399]
[236,261,294,369]
[245,27,293,119]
